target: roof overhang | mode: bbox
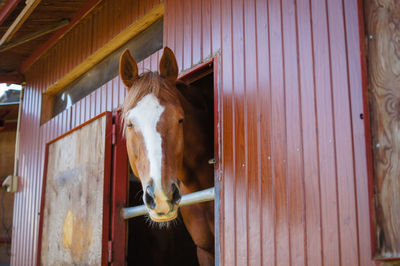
[0,0,102,84]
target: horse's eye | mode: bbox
[178,119,184,124]
[127,123,133,128]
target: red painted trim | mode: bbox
[110,110,128,265]
[213,57,219,168]
[36,112,113,265]
[20,0,102,72]
[102,112,113,266]
[178,57,221,264]
[178,58,214,83]
[36,139,49,266]
[0,0,21,26]
[0,72,24,84]
[46,112,107,145]
[356,0,378,260]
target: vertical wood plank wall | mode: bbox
[11,0,161,265]
[12,0,377,265]
[164,0,374,265]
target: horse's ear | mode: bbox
[160,47,178,82]
[120,49,138,89]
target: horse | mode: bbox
[119,47,215,265]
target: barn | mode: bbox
[0,0,399,265]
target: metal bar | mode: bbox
[122,187,215,220]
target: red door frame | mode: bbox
[110,57,221,265]
[37,112,113,266]
[109,109,128,265]
[179,57,221,265]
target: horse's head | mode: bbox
[120,47,184,222]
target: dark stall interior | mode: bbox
[126,71,214,266]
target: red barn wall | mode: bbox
[12,0,376,265]
[164,0,374,265]
[11,0,161,265]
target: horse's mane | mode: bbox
[121,71,182,131]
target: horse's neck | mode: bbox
[177,91,214,192]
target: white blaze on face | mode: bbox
[127,94,166,199]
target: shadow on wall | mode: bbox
[0,129,16,265]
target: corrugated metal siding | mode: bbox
[164,0,373,265]
[11,0,161,264]
[13,0,375,265]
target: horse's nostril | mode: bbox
[171,183,181,204]
[144,186,156,209]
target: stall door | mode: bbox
[37,112,112,266]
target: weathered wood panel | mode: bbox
[365,0,400,259]
[39,114,109,265]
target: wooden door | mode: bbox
[37,112,112,265]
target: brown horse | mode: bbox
[119,47,214,265]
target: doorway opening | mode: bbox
[126,60,217,266]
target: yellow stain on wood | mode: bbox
[62,210,74,249]
[61,210,94,261]
[43,3,164,96]
[70,216,93,261]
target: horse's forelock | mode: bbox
[121,71,180,135]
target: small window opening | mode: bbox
[41,18,163,124]
[0,83,22,105]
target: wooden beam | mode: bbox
[0,0,41,45]
[0,71,24,84]
[0,19,69,52]
[43,3,164,95]
[365,0,400,259]
[0,0,21,25]
[21,0,103,73]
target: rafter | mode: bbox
[0,0,41,45]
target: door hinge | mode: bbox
[112,124,116,145]
[108,240,113,263]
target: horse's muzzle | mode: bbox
[143,183,181,221]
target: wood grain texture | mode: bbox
[40,115,108,265]
[365,0,400,259]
